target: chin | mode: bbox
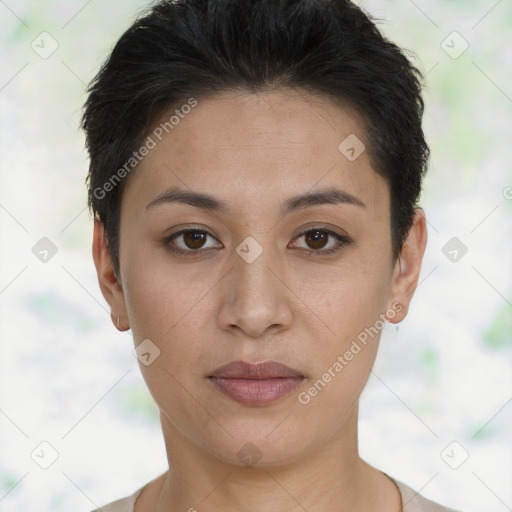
[205,423,312,468]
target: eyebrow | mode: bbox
[145,186,366,216]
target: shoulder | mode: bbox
[390,476,463,512]
[90,486,145,512]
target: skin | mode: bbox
[92,88,427,512]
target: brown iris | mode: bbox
[183,231,207,249]
[304,230,329,250]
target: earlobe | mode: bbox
[386,209,428,324]
[92,219,130,331]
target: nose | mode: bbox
[216,244,294,339]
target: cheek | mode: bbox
[303,258,390,335]
[304,261,390,385]
[296,278,388,424]
[122,256,213,343]
[122,263,213,402]
[123,268,211,427]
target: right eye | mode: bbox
[164,228,222,255]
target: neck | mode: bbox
[149,405,400,512]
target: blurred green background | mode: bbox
[0,1,511,511]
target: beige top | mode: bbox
[92,474,462,512]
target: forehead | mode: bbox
[122,88,389,219]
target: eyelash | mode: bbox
[163,227,350,257]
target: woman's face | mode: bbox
[95,89,425,467]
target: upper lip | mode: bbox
[208,360,304,379]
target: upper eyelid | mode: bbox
[168,227,220,242]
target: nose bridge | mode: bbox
[235,241,275,295]
[217,236,292,337]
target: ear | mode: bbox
[92,219,130,331]
[385,208,428,323]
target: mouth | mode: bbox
[207,360,305,407]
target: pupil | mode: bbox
[308,230,327,249]
[185,231,205,249]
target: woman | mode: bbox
[82,0,462,510]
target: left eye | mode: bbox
[291,228,349,254]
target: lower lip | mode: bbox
[208,377,304,406]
